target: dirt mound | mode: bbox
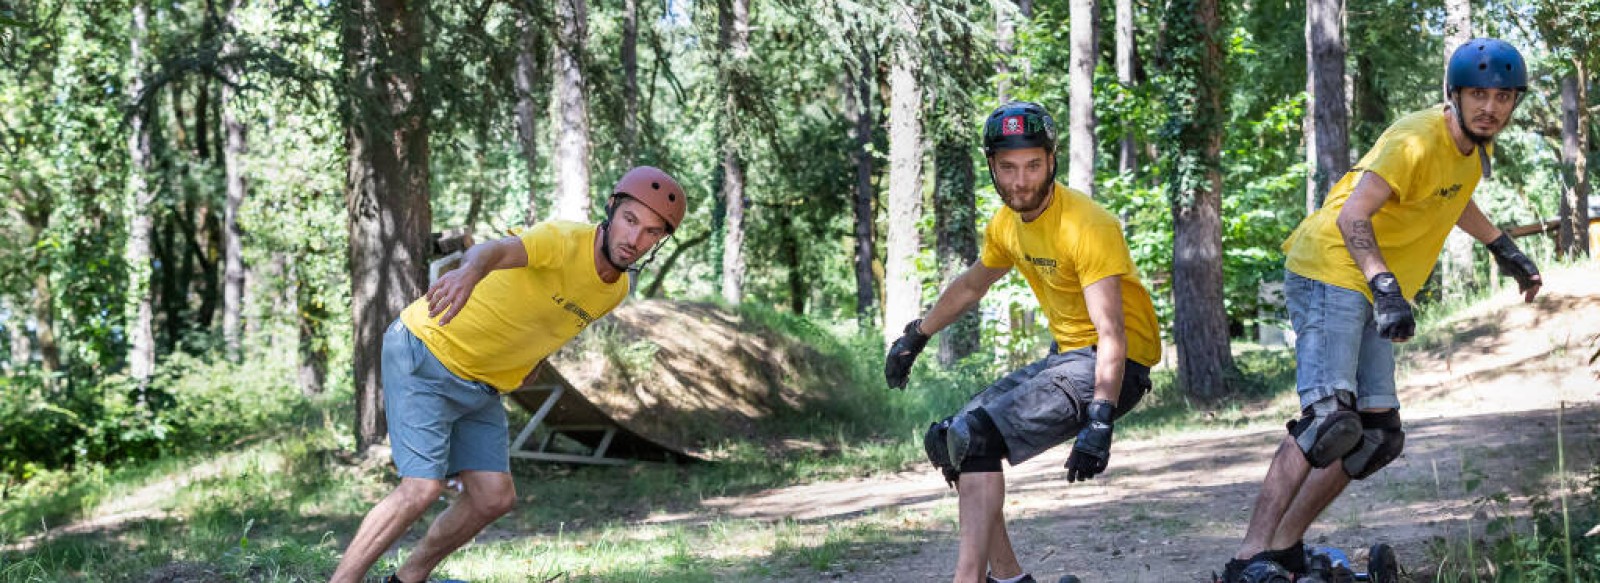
[546,300,857,456]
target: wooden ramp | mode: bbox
[505,362,697,466]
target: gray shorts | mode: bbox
[1283,270,1400,410]
[382,319,510,479]
[958,345,1151,465]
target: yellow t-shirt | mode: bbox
[1284,106,1484,300]
[400,221,629,392]
[980,183,1163,367]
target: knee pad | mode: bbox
[1286,391,1363,468]
[923,418,959,486]
[1342,409,1404,479]
[948,408,1005,474]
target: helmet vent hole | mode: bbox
[652,182,660,189]
[1479,63,1487,70]
[668,193,676,201]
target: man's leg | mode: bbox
[394,470,517,581]
[954,472,1008,583]
[985,512,1023,580]
[1268,463,1351,550]
[1233,436,1313,561]
[330,477,446,583]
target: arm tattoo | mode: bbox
[1346,219,1377,251]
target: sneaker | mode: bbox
[985,574,1038,583]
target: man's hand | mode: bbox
[884,320,931,389]
[1066,399,1116,482]
[426,267,485,326]
[1486,233,1542,302]
[1368,272,1414,342]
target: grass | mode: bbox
[1416,403,1600,582]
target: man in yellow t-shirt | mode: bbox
[884,102,1162,583]
[332,167,689,583]
[1219,39,1544,582]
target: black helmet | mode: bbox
[1447,38,1528,93]
[983,101,1058,156]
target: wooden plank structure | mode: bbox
[505,363,691,465]
[426,231,696,466]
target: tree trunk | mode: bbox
[126,0,157,386]
[1440,0,1473,300]
[719,149,747,304]
[1116,0,1136,175]
[622,0,639,164]
[221,0,248,362]
[1165,0,1235,400]
[295,265,328,396]
[935,139,979,365]
[12,199,59,374]
[718,0,750,305]
[343,0,431,452]
[5,296,28,371]
[1306,0,1349,213]
[551,0,590,222]
[884,3,924,347]
[848,46,877,329]
[1069,0,1099,196]
[996,0,1037,103]
[996,1,1015,102]
[514,11,543,225]
[1558,67,1591,257]
[32,272,60,373]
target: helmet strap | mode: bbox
[1449,93,1495,179]
[598,198,628,272]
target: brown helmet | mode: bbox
[611,166,687,233]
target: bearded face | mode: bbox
[1454,87,1519,142]
[989,147,1055,217]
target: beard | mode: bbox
[999,176,1054,215]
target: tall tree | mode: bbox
[126,0,157,386]
[221,0,249,362]
[884,0,924,347]
[846,40,877,328]
[996,0,1034,103]
[1116,0,1136,174]
[514,9,544,226]
[1068,0,1099,196]
[1306,0,1349,213]
[343,0,431,451]
[551,0,590,222]
[934,138,979,364]
[1557,67,1591,256]
[1438,0,1475,299]
[622,0,640,164]
[718,0,751,305]
[1162,0,1235,399]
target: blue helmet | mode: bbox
[1446,38,1528,93]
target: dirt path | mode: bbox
[696,264,1600,582]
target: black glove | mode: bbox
[1066,399,1116,482]
[1368,272,1414,341]
[1486,233,1541,293]
[884,319,931,389]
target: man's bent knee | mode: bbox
[396,477,446,507]
[1342,409,1404,479]
[1287,391,1363,468]
[924,409,1007,486]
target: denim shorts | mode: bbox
[382,320,510,479]
[958,346,1151,465]
[1284,270,1400,411]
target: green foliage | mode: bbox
[0,348,318,485]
